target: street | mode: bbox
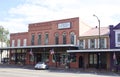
[0,65,119,77]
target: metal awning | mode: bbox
[0,44,78,50]
[67,49,120,53]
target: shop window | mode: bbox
[60,54,67,65]
[70,53,76,62]
[116,53,120,65]
[89,53,97,64]
[42,53,49,62]
[55,33,59,44]
[52,53,60,62]
[30,55,34,62]
[62,32,66,44]
[38,34,41,45]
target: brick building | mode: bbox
[9,17,91,68]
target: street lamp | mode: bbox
[93,14,101,69]
[93,14,101,49]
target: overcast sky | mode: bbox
[0,0,120,33]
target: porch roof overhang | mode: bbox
[67,49,120,53]
[0,44,78,50]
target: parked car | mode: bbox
[34,62,49,70]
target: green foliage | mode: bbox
[0,26,9,47]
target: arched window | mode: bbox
[55,33,59,44]
[70,32,75,44]
[62,32,66,44]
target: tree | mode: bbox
[0,26,9,47]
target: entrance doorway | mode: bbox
[79,56,84,68]
[36,53,42,63]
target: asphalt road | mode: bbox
[0,64,119,77]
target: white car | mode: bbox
[34,62,49,70]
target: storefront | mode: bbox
[0,44,78,68]
[67,49,120,71]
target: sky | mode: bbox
[0,0,120,33]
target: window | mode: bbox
[89,39,96,48]
[62,32,66,44]
[70,32,75,44]
[100,38,106,48]
[52,53,60,62]
[115,31,120,47]
[69,53,76,62]
[23,39,27,46]
[45,33,49,45]
[12,40,15,47]
[89,53,97,65]
[116,53,120,65]
[79,40,85,49]
[38,34,41,45]
[117,34,120,42]
[31,34,35,45]
[55,33,59,44]
[17,39,20,47]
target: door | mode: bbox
[36,53,42,63]
[79,56,84,68]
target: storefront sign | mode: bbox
[58,22,71,29]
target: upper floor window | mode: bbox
[99,38,107,48]
[38,34,41,45]
[79,40,85,49]
[117,34,120,42]
[55,33,59,44]
[62,32,66,44]
[12,40,15,47]
[70,32,75,44]
[45,33,49,45]
[115,31,120,47]
[88,39,96,49]
[17,39,20,47]
[31,34,35,45]
[23,39,27,46]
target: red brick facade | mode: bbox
[9,17,91,68]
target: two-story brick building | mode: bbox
[67,27,111,69]
[8,17,91,68]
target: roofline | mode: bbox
[0,44,78,50]
[67,49,120,53]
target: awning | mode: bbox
[67,49,120,53]
[0,44,78,50]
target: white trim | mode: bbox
[67,49,120,53]
[88,39,90,48]
[74,35,76,45]
[98,39,99,48]
[83,40,85,49]
[0,44,78,50]
[104,38,107,48]
[95,39,97,48]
